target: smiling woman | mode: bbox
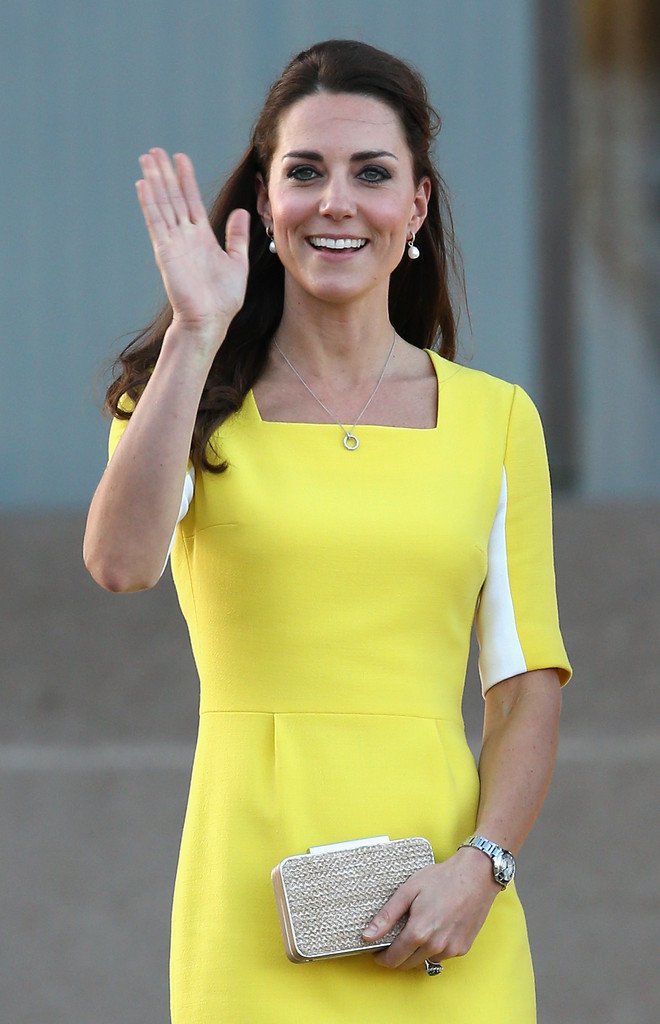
[84,38,571,1024]
[253,90,432,316]
[103,40,463,471]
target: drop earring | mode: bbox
[407,232,420,260]
[267,227,277,254]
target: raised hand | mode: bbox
[136,148,250,341]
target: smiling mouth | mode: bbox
[307,236,369,251]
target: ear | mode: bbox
[408,176,432,236]
[255,173,272,231]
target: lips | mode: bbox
[306,236,368,250]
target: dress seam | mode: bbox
[181,534,199,642]
[198,709,463,723]
[180,521,238,540]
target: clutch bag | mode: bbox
[271,834,435,963]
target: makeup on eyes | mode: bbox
[286,165,392,183]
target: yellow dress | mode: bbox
[109,350,571,1022]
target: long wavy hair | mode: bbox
[106,39,467,472]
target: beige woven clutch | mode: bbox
[271,834,435,963]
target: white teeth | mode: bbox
[309,237,367,250]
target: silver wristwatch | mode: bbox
[459,835,516,890]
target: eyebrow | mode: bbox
[281,149,398,162]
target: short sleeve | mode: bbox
[475,385,572,694]
[107,393,135,462]
[106,394,195,579]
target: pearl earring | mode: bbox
[407,233,420,260]
[267,227,277,254]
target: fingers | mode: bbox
[361,881,415,942]
[375,936,442,971]
[224,208,250,263]
[368,866,485,969]
[138,150,180,230]
[135,149,249,264]
[174,152,208,224]
[136,148,208,236]
[371,919,433,971]
[153,149,189,224]
[135,176,169,251]
[362,872,444,971]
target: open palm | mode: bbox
[136,148,250,335]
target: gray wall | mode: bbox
[2,503,658,1023]
[2,0,657,510]
[2,0,542,509]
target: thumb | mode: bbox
[361,882,415,940]
[225,208,250,262]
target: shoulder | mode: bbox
[429,350,512,393]
[427,350,535,416]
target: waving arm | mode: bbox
[83,149,250,591]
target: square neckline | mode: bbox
[247,348,441,432]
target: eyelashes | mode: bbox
[359,166,391,183]
[286,165,391,183]
[287,166,317,181]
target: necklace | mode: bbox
[272,329,397,450]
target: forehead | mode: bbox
[274,91,407,152]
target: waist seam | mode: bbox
[199,709,463,724]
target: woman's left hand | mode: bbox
[361,848,501,970]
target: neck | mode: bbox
[272,281,396,384]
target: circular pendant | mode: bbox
[343,432,359,450]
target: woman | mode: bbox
[84,38,571,1022]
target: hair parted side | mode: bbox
[106,38,467,473]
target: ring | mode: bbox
[424,959,443,976]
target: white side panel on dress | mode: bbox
[158,466,195,579]
[476,466,527,693]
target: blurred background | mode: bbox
[1,1,658,1022]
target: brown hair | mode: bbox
[106,38,467,472]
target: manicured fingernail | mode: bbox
[362,923,378,936]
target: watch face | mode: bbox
[493,850,516,885]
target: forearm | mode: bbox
[83,324,224,591]
[471,668,562,856]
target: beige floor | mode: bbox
[1,501,658,1023]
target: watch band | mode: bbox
[465,835,501,859]
[459,834,516,889]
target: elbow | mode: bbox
[95,571,158,594]
[82,544,160,593]
[483,668,562,740]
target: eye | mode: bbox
[358,166,391,183]
[287,165,319,181]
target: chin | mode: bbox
[312,286,373,307]
[292,268,383,306]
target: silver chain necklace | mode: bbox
[272,329,397,450]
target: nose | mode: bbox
[318,173,356,219]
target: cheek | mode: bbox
[371,194,413,233]
[270,190,312,231]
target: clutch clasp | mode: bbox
[308,835,390,854]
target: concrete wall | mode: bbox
[1,502,658,1022]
